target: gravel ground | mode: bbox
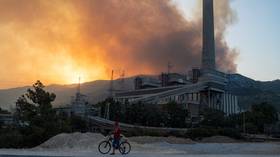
[0,133,279,156]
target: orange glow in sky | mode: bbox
[0,0,237,89]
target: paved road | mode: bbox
[0,154,279,157]
[0,142,279,157]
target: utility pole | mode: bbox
[109,70,114,98]
[119,70,125,90]
[243,111,246,134]
[106,102,110,120]
[76,76,81,100]
[106,70,114,120]
[78,76,81,94]
[167,62,173,74]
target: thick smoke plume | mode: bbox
[0,0,238,88]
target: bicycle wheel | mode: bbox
[119,141,131,155]
[98,141,111,154]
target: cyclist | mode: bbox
[110,121,121,155]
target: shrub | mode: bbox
[186,127,218,139]
[218,128,242,139]
[0,130,23,148]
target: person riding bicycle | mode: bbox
[110,121,121,155]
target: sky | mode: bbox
[174,0,280,81]
[0,0,279,89]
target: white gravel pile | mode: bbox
[35,132,193,153]
[36,132,104,150]
[31,132,280,155]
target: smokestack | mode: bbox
[202,0,216,70]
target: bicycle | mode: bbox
[98,134,131,155]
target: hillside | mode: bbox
[0,74,279,111]
[228,74,280,110]
[0,78,135,110]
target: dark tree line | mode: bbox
[96,99,188,128]
[0,81,87,148]
[188,102,279,139]
[97,98,279,136]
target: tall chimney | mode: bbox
[202,0,216,70]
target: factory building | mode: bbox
[115,71,240,117]
[114,0,240,119]
[55,81,98,117]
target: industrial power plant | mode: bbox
[55,0,241,124]
[114,0,240,122]
[1,0,280,155]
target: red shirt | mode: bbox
[113,127,121,139]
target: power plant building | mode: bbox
[114,0,240,118]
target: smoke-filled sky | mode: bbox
[0,0,278,89]
[175,0,280,82]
